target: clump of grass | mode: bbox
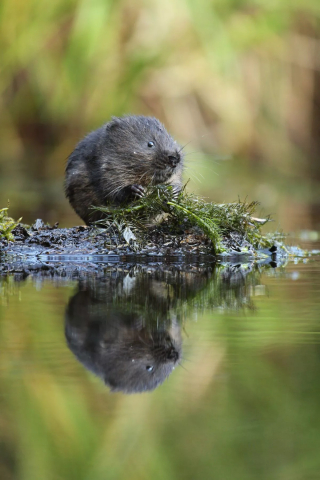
[0,208,21,241]
[93,186,273,255]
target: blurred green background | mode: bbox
[1,0,320,229]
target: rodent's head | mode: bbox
[104,115,183,184]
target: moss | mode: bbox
[93,186,275,255]
[0,208,21,241]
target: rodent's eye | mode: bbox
[146,365,154,372]
[147,141,155,148]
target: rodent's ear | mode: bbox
[106,117,121,132]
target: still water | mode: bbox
[0,243,320,480]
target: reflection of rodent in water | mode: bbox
[65,115,184,224]
[65,289,181,394]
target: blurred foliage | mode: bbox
[0,0,320,228]
[0,258,320,479]
[0,208,21,241]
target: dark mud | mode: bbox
[0,219,280,276]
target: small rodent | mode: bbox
[65,115,183,224]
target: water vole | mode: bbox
[65,115,183,224]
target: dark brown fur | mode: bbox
[65,115,183,224]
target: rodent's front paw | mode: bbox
[130,184,145,198]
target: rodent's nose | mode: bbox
[168,154,180,168]
[167,347,179,362]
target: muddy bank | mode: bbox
[0,219,281,276]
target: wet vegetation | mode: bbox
[0,208,21,241]
[0,189,280,266]
[94,186,274,254]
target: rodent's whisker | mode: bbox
[178,140,192,154]
[107,184,125,199]
[183,166,203,183]
[185,166,205,179]
[181,151,202,157]
[184,162,218,176]
[137,170,151,183]
[150,172,156,185]
[184,152,229,162]
[177,361,189,371]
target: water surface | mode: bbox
[0,245,320,480]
